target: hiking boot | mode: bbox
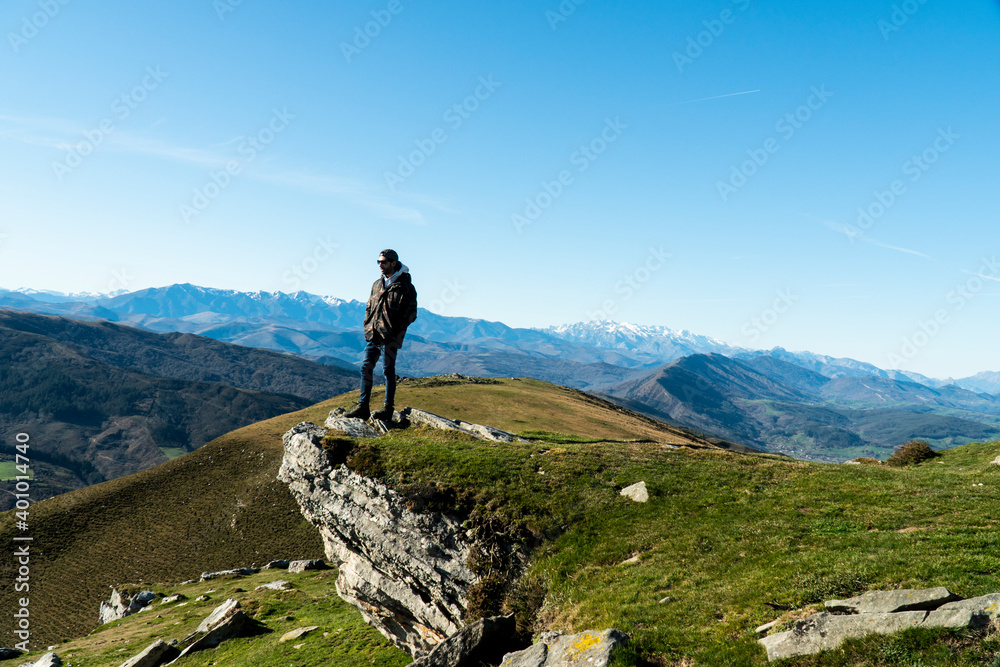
[344,402,370,420]
[371,405,394,422]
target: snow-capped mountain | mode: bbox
[539,321,748,359]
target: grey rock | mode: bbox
[825,587,961,614]
[99,589,157,625]
[263,559,291,569]
[280,626,319,643]
[501,629,629,667]
[403,408,467,433]
[938,593,1000,618]
[455,420,525,444]
[278,421,476,657]
[760,608,984,661]
[991,455,1000,466]
[117,639,179,667]
[325,414,380,438]
[288,559,327,573]
[411,615,517,667]
[0,648,24,660]
[169,599,253,664]
[620,481,649,503]
[256,580,292,591]
[200,567,259,581]
[23,652,61,667]
[160,594,186,605]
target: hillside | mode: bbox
[0,310,358,508]
[0,376,719,650]
[607,354,1000,461]
[1,377,999,665]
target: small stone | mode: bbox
[256,580,292,591]
[280,626,319,643]
[620,481,649,503]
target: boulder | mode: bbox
[289,559,327,573]
[620,481,649,503]
[411,615,517,667]
[403,408,467,433]
[825,587,960,614]
[0,648,23,661]
[169,599,256,664]
[160,594,186,605]
[990,455,1000,466]
[760,608,986,661]
[263,559,291,569]
[500,629,629,667]
[117,639,179,667]
[23,652,61,667]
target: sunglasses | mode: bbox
[377,259,392,265]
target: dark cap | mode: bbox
[379,249,399,262]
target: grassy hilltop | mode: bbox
[2,376,1000,666]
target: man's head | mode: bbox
[377,249,400,277]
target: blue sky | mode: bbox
[1,0,998,379]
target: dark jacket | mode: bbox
[363,268,417,349]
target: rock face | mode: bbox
[500,629,629,667]
[411,615,517,667]
[278,421,477,657]
[170,598,255,663]
[760,588,999,661]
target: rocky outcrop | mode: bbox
[760,588,1000,661]
[99,589,157,625]
[500,629,629,667]
[278,421,477,657]
[402,408,528,443]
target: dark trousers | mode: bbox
[359,341,398,407]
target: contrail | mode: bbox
[668,89,761,106]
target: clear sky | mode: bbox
[1,0,998,379]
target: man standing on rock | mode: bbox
[345,249,418,421]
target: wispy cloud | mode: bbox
[0,113,427,224]
[824,220,932,260]
[667,89,761,107]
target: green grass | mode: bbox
[6,568,409,667]
[0,461,32,480]
[4,376,1000,666]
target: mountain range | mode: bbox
[3,283,1000,469]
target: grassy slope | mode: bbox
[3,376,1000,666]
[0,376,709,649]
